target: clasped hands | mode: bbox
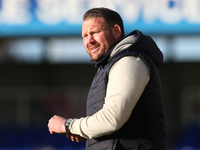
[48,115,86,142]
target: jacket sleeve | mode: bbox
[69,56,150,139]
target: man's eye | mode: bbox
[83,35,87,38]
[94,31,100,34]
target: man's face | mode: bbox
[82,17,117,62]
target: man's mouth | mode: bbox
[90,46,100,52]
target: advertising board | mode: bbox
[0,0,200,36]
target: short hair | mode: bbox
[83,7,125,37]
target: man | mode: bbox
[48,7,166,150]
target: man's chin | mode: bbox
[92,56,105,63]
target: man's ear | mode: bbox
[112,24,122,40]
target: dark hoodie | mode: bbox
[86,30,166,150]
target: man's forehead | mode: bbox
[83,17,106,24]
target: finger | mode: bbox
[75,136,80,142]
[71,136,76,142]
[51,131,56,134]
[47,120,51,128]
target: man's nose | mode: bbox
[88,35,95,43]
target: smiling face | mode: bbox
[82,17,118,62]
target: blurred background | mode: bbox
[0,0,200,150]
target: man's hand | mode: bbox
[48,115,66,134]
[66,133,86,142]
[48,115,86,142]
